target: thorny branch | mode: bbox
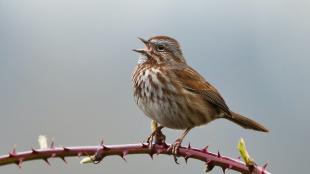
[0,140,270,174]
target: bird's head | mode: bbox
[133,35,186,65]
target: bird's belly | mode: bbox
[133,69,216,129]
[136,92,215,129]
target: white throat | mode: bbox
[138,54,148,64]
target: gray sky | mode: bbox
[0,0,309,173]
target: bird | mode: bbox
[132,35,269,155]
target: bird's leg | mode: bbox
[168,127,192,163]
[146,120,166,146]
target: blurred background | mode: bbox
[0,0,309,173]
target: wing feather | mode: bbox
[172,66,231,115]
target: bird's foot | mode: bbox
[168,138,182,164]
[146,126,166,147]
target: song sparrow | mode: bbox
[132,36,268,155]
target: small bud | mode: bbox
[80,156,95,164]
[237,138,255,166]
[38,135,48,149]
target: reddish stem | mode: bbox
[0,142,270,174]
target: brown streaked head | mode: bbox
[133,35,186,64]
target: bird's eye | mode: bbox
[156,44,165,52]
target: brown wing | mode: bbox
[172,65,231,116]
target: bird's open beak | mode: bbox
[138,37,149,46]
[132,37,150,55]
[132,49,147,54]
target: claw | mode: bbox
[168,127,192,164]
[172,140,181,154]
[93,151,104,164]
[173,156,179,164]
[146,134,154,149]
[168,138,182,164]
[146,126,165,148]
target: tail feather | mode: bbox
[226,112,269,132]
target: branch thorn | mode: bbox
[184,154,191,164]
[100,140,104,146]
[217,151,221,158]
[50,140,55,149]
[119,150,128,162]
[140,141,148,148]
[262,163,268,174]
[63,147,70,151]
[9,145,17,157]
[201,145,209,152]
[100,140,110,151]
[184,151,192,164]
[60,156,67,164]
[43,158,50,165]
[15,158,23,168]
[122,150,128,157]
[31,148,39,154]
[119,153,127,162]
[187,143,191,149]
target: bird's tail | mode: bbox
[225,111,269,132]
